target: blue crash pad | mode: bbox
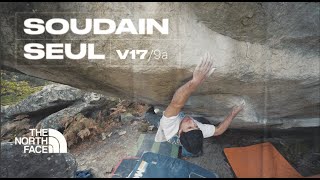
[111,157,139,178]
[128,152,219,178]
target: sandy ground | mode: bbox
[69,120,142,178]
[69,119,320,178]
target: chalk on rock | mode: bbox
[101,133,106,140]
[240,99,246,106]
[118,131,126,136]
[108,132,113,138]
[154,108,160,114]
[148,125,155,131]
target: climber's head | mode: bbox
[179,116,203,156]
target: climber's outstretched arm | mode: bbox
[164,53,216,117]
[213,103,244,136]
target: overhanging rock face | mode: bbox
[0,2,319,129]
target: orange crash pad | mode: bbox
[223,142,303,178]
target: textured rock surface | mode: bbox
[0,142,77,178]
[36,92,110,130]
[1,84,84,123]
[1,83,116,131]
[0,2,319,129]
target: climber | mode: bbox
[153,53,245,157]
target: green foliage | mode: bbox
[1,71,43,105]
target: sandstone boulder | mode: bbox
[0,2,319,129]
[1,84,84,123]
